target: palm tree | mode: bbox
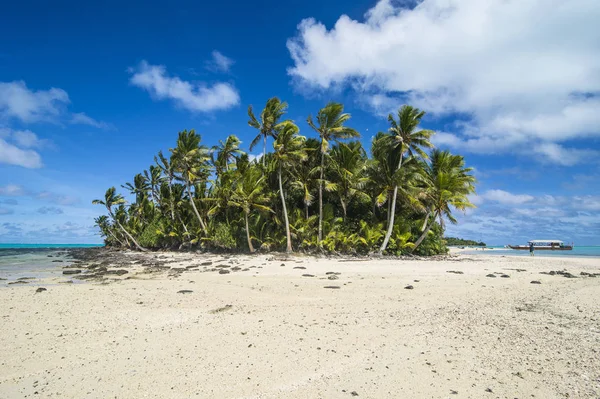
[290,138,319,220]
[328,141,370,221]
[92,187,147,251]
[143,165,164,206]
[273,121,307,252]
[307,102,359,245]
[155,150,176,221]
[412,150,476,251]
[94,215,126,247]
[228,166,272,253]
[212,134,243,173]
[122,173,150,204]
[170,129,210,235]
[379,105,434,254]
[248,97,289,165]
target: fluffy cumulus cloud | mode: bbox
[287,0,600,164]
[0,81,69,123]
[0,128,46,168]
[0,80,110,128]
[206,51,235,73]
[129,60,240,112]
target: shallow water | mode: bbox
[0,248,82,284]
[463,245,600,258]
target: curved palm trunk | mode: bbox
[108,209,147,252]
[421,209,431,232]
[305,201,309,220]
[412,211,439,252]
[244,211,255,253]
[317,149,325,245]
[263,135,267,166]
[379,154,404,254]
[185,182,208,235]
[278,165,293,253]
[108,230,126,248]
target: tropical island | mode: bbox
[93,101,476,256]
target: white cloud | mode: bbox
[247,153,264,163]
[0,138,43,168]
[0,81,69,123]
[480,189,534,205]
[287,0,600,162]
[37,191,80,205]
[0,128,49,168]
[129,60,240,112]
[70,112,112,129]
[206,51,235,73]
[0,184,26,196]
[37,206,64,215]
[433,132,600,165]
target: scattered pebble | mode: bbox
[530,280,542,284]
[35,288,47,293]
[404,285,414,290]
[177,290,193,294]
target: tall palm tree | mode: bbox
[155,150,176,221]
[290,138,319,220]
[379,105,434,254]
[122,173,150,204]
[412,150,476,251]
[273,121,307,252]
[228,166,272,253]
[170,129,210,235]
[248,97,289,165]
[212,134,243,173]
[307,102,359,245]
[143,165,164,206]
[93,187,147,251]
[328,141,370,221]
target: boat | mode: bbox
[508,240,573,250]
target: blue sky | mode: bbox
[0,0,599,245]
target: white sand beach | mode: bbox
[1,252,599,398]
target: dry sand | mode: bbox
[1,251,599,398]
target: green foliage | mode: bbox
[206,222,237,250]
[445,237,486,246]
[137,217,163,248]
[92,102,477,256]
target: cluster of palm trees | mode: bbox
[93,99,476,255]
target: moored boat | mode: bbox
[508,240,573,250]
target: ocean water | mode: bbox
[462,246,600,258]
[0,246,94,284]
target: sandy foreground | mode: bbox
[1,251,599,399]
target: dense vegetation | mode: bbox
[93,100,476,256]
[445,237,486,247]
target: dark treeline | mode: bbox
[445,237,486,247]
[93,100,476,255]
